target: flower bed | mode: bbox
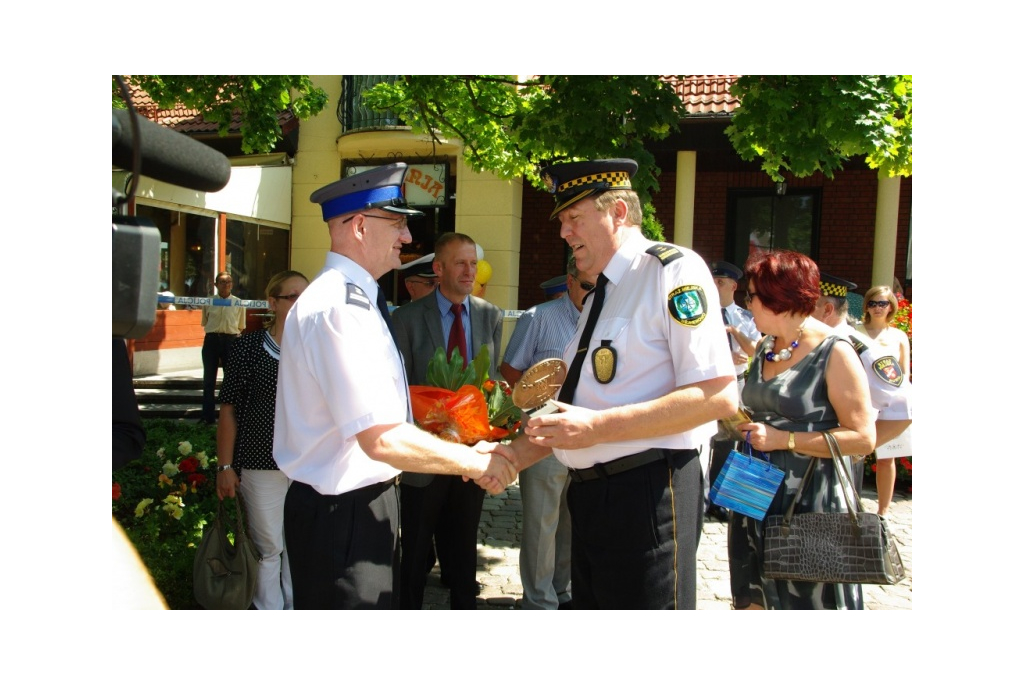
[113,420,220,609]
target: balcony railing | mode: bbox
[339,75,407,133]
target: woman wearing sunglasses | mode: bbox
[216,269,309,610]
[858,285,910,372]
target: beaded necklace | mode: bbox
[764,326,803,362]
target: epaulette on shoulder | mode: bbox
[345,283,372,310]
[847,333,870,357]
[646,244,683,266]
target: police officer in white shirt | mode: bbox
[491,159,738,609]
[273,163,515,609]
[813,272,912,514]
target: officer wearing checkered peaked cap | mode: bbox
[310,162,424,222]
[819,272,857,298]
[541,158,638,219]
[503,156,738,609]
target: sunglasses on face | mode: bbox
[273,293,301,302]
[578,279,595,291]
[744,291,759,306]
[867,300,890,309]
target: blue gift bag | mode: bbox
[709,446,785,521]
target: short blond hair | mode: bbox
[863,285,899,324]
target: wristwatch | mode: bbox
[787,432,796,451]
[217,463,234,472]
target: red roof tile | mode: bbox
[663,75,741,116]
[125,82,295,134]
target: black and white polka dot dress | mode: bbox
[218,329,282,470]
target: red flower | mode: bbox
[178,456,199,473]
[870,463,877,472]
[112,482,122,500]
[186,473,207,487]
[900,457,912,471]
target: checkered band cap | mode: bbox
[818,272,857,298]
[542,158,638,219]
[555,170,632,194]
[820,281,849,297]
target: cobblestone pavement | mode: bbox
[421,479,912,610]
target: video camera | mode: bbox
[112,99,231,338]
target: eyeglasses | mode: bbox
[744,291,759,306]
[272,293,301,301]
[341,213,407,229]
[867,300,891,309]
[217,279,232,285]
[404,279,435,287]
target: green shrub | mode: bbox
[113,419,220,609]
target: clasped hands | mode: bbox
[466,441,518,495]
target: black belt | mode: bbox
[567,448,698,483]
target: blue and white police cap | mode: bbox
[400,253,437,279]
[541,158,638,220]
[539,274,568,296]
[310,163,424,222]
[710,261,743,281]
[819,272,858,298]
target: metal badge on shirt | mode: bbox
[592,340,616,384]
[872,356,904,386]
[668,285,708,327]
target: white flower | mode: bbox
[178,441,192,456]
[162,461,179,477]
[196,451,209,469]
[156,448,165,458]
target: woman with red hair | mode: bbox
[731,250,875,610]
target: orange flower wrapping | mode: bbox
[409,385,509,444]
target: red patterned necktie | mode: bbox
[447,302,468,369]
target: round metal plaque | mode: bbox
[511,358,567,411]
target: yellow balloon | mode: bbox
[476,259,493,284]
[472,281,485,298]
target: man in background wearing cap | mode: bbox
[391,231,504,610]
[705,261,761,521]
[499,255,596,610]
[399,252,438,302]
[490,159,737,609]
[813,272,912,513]
[273,164,514,609]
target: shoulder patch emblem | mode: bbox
[345,283,372,310]
[646,244,683,266]
[668,285,707,327]
[872,356,904,387]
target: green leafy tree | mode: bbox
[725,75,912,181]
[113,76,328,155]
[361,75,683,202]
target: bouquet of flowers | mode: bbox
[410,346,521,444]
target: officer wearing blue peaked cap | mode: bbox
[310,163,424,222]
[710,261,744,282]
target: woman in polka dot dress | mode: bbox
[216,270,308,610]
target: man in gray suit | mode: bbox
[392,232,504,609]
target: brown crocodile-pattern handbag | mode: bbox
[763,430,906,585]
